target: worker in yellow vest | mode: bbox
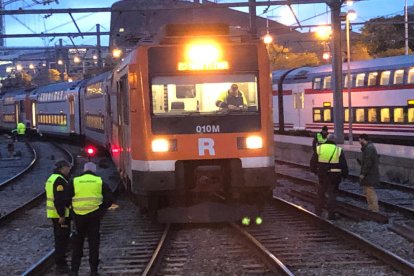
[312,125,329,152]
[45,159,72,274]
[69,162,114,276]
[310,134,348,220]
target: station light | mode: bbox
[322,52,331,61]
[16,64,23,71]
[112,48,122,58]
[74,56,81,63]
[93,55,98,60]
[29,64,35,69]
[57,59,63,65]
[263,33,273,44]
[315,25,332,40]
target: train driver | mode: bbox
[215,83,248,111]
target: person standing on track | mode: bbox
[311,134,348,219]
[69,162,114,276]
[312,125,329,152]
[45,159,72,274]
[358,134,380,212]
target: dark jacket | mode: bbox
[51,169,71,217]
[310,141,348,178]
[68,171,114,212]
[360,142,380,187]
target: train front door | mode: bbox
[69,95,75,133]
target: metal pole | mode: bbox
[328,0,344,144]
[96,24,103,69]
[248,0,257,38]
[346,15,353,144]
[59,38,64,81]
[405,0,409,55]
[0,0,4,46]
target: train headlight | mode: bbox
[246,136,263,149]
[151,139,177,152]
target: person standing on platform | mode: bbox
[310,134,348,219]
[45,159,72,274]
[358,134,380,212]
[312,125,329,152]
[69,162,114,276]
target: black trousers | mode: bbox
[71,210,101,272]
[315,173,342,217]
[51,218,71,266]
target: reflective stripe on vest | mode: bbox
[72,174,103,215]
[45,174,69,218]
[317,143,341,164]
[316,133,327,144]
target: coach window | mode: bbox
[355,73,365,87]
[367,108,377,123]
[380,108,391,123]
[408,68,414,84]
[393,108,404,123]
[323,108,332,122]
[380,71,391,85]
[313,109,322,122]
[367,72,378,86]
[408,108,414,123]
[313,77,322,90]
[344,108,349,122]
[343,74,353,88]
[355,108,365,123]
[323,76,331,89]
[393,69,404,85]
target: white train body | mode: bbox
[273,55,414,139]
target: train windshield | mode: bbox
[151,74,259,116]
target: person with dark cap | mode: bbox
[310,134,348,219]
[358,134,380,212]
[69,162,114,276]
[45,159,72,274]
[312,125,329,152]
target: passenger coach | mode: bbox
[110,24,274,222]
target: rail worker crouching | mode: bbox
[69,162,114,276]
[310,134,348,219]
[45,159,72,274]
[358,134,380,212]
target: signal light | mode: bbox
[85,145,97,157]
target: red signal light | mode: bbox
[85,145,96,156]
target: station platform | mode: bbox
[274,135,414,186]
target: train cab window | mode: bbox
[367,72,378,86]
[408,68,414,84]
[367,108,377,123]
[313,109,322,122]
[313,77,322,90]
[323,109,332,122]
[380,71,391,85]
[355,108,365,123]
[408,108,414,123]
[151,74,258,115]
[323,76,331,89]
[393,108,404,123]
[393,70,404,85]
[380,108,391,123]
[355,73,366,87]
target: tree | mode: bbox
[351,42,371,61]
[32,68,66,86]
[267,43,320,70]
[360,15,414,56]
[376,47,412,58]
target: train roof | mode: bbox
[84,71,112,85]
[32,81,82,95]
[273,54,414,82]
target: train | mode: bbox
[273,55,414,142]
[0,24,275,223]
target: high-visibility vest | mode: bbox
[317,143,341,164]
[45,174,70,218]
[316,133,327,144]
[72,174,103,215]
[17,123,26,135]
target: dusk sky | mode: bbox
[3,0,412,47]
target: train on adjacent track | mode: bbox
[273,55,414,142]
[0,24,275,223]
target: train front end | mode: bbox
[128,25,274,222]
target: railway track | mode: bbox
[0,142,73,225]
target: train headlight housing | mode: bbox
[151,139,177,152]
